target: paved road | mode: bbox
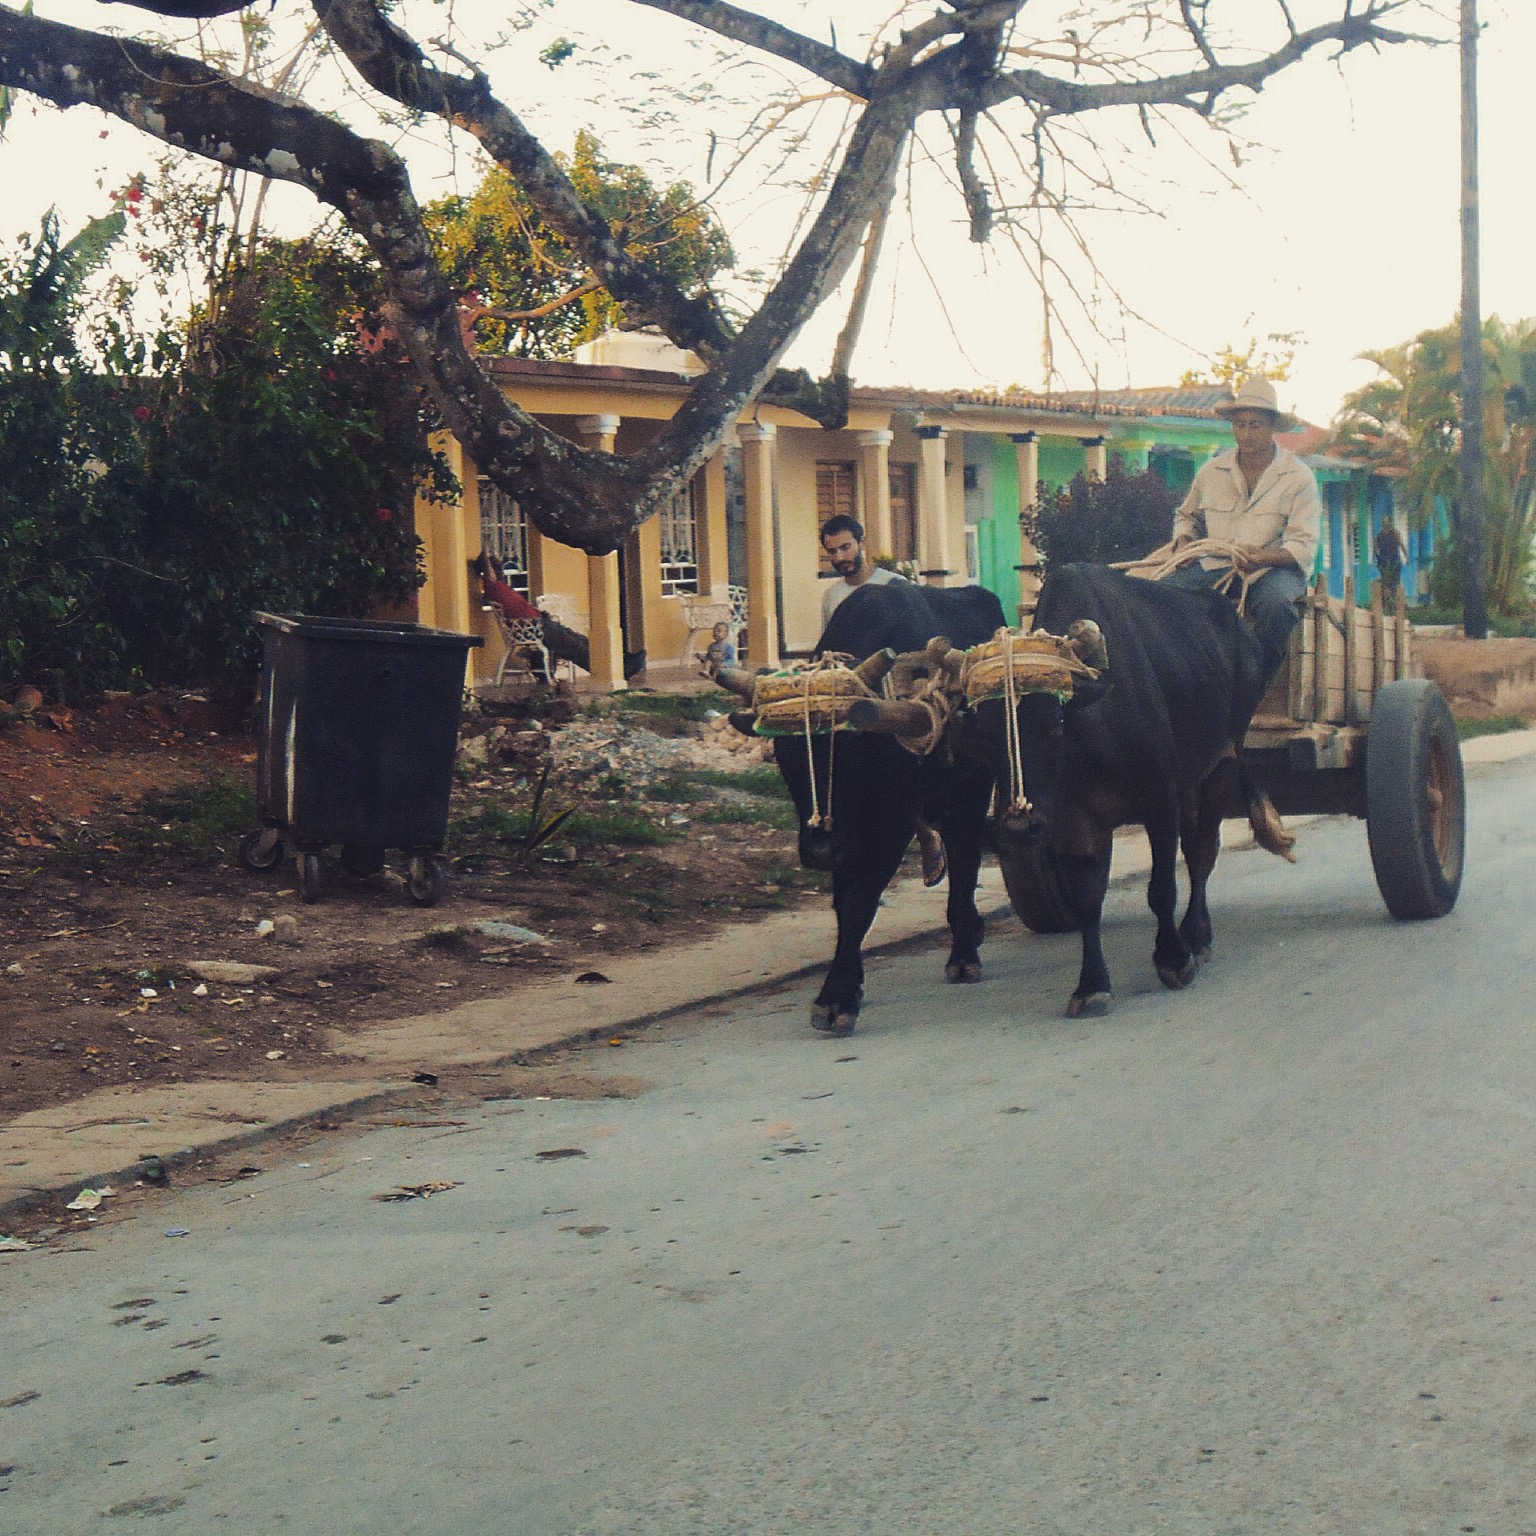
[5,751,1536,1535]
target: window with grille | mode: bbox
[888,463,917,563]
[478,475,530,594]
[659,478,700,596]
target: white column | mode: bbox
[737,423,781,669]
[856,429,894,559]
[1012,431,1042,617]
[1082,434,1107,481]
[577,414,625,691]
[915,424,954,584]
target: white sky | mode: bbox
[1,0,1528,426]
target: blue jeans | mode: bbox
[1161,561,1307,682]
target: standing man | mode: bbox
[816,514,946,887]
[1373,519,1405,602]
[1163,375,1321,683]
[820,515,904,627]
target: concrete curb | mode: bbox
[5,728,1531,1226]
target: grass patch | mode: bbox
[450,800,676,856]
[1457,714,1530,740]
[422,926,471,950]
[53,771,255,867]
[585,690,725,737]
[694,799,798,831]
[684,765,786,797]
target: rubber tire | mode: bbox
[237,828,285,874]
[297,851,323,905]
[340,844,387,879]
[997,835,1078,935]
[1366,678,1466,919]
[406,856,447,907]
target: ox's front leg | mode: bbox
[1057,844,1114,1017]
[814,832,909,1035]
[937,756,993,984]
[1146,808,1197,991]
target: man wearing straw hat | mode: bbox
[1161,375,1321,683]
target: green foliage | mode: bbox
[0,196,449,701]
[514,762,577,865]
[424,131,732,359]
[1023,460,1177,569]
[1331,316,1536,618]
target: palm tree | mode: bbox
[1329,317,1536,616]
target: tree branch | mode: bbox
[984,8,1432,117]
[625,0,875,98]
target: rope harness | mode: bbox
[749,654,872,831]
[742,627,1105,829]
[958,628,1103,817]
[1114,538,1262,615]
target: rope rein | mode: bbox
[1114,538,1262,616]
[800,660,839,830]
[1000,629,1030,815]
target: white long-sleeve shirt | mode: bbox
[1173,444,1321,575]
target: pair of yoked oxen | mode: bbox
[718,563,1295,1034]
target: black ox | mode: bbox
[750,580,1006,1036]
[950,562,1294,1017]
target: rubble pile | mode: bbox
[458,707,771,791]
[546,711,771,789]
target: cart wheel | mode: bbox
[995,824,1078,935]
[297,852,323,905]
[406,855,448,907]
[237,828,285,874]
[1366,678,1465,919]
[340,844,387,879]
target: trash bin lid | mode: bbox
[251,612,483,649]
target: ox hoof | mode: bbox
[944,960,982,984]
[1156,958,1198,990]
[1066,991,1112,1018]
[811,1004,857,1038]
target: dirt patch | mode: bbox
[0,687,821,1122]
[1416,636,1536,722]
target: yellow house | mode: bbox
[413,333,1229,689]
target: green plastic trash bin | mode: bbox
[237,612,482,906]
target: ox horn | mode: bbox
[852,647,898,690]
[846,697,933,737]
[1067,619,1108,672]
[714,666,759,700]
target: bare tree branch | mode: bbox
[626,0,875,98]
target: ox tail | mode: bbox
[1238,763,1297,863]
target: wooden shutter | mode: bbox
[815,461,857,522]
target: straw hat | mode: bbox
[1213,375,1294,429]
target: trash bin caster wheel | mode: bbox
[406,855,448,907]
[238,828,286,874]
[298,852,323,904]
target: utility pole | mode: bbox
[1459,0,1488,637]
